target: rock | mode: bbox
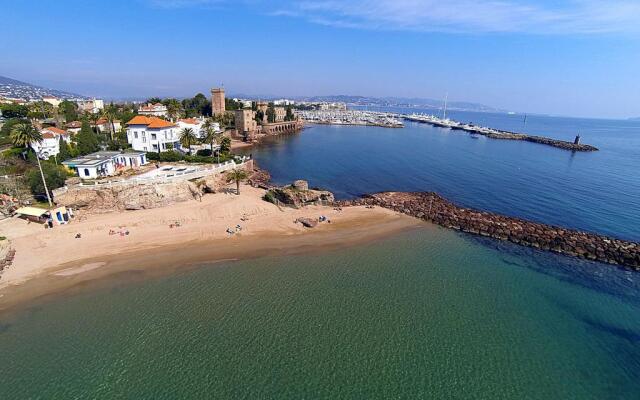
[296,217,318,228]
[292,180,309,191]
[265,184,335,208]
[54,181,202,213]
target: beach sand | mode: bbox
[0,184,422,310]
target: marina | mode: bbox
[404,113,599,151]
[297,110,404,128]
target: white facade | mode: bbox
[77,99,104,114]
[176,117,215,139]
[126,118,179,152]
[31,128,70,159]
[63,151,148,179]
[138,103,168,117]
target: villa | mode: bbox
[62,151,148,179]
[138,103,168,117]
[77,99,104,114]
[94,118,121,134]
[65,121,82,134]
[126,115,178,152]
[176,117,219,139]
[31,127,70,159]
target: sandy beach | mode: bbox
[0,184,421,309]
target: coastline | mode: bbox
[0,184,422,311]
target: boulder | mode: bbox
[296,217,318,228]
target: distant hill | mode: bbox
[294,95,502,113]
[0,75,87,101]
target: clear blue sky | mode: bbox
[2,0,639,118]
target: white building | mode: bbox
[62,151,148,179]
[42,96,62,107]
[94,118,122,134]
[31,127,70,159]
[65,121,82,135]
[126,115,179,152]
[77,99,104,114]
[138,103,168,117]
[176,117,218,139]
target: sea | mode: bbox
[1,109,639,399]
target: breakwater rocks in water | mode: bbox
[337,192,639,270]
[482,131,599,152]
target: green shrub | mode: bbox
[26,162,67,197]
[159,151,183,162]
[196,149,212,157]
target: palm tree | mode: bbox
[101,104,118,141]
[10,122,53,207]
[179,127,197,155]
[201,119,223,162]
[226,168,248,195]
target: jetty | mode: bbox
[404,114,598,152]
[337,192,639,270]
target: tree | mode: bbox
[0,103,29,119]
[163,98,182,120]
[219,136,231,154]
[179,127,197,155]
[101,103,119,141]
[226,168,248,195]
[75,120,99,155]
[201,119,222,161]
[10,122,53,207]
[285,105,295,121]
[28,101,54,119]
[266,106,276,123]
[147,97,162,104]
[58,100,78,122]
[58,136,71,161]
[26,162,67,200]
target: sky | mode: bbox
[1,0,640,118]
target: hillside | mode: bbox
[0,75,87,100]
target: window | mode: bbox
[134,132,138,139]
[152,144,158,150]
[83,168,90,177]
[151,134,157,140]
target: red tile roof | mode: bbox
[41,127,67,135]
[178,118,199,125]
[126,115,175,128]
[66,121,82,128]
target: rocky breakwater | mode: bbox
[337,192,639,270]
[484,131,599,151]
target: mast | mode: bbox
[442,92,448,120]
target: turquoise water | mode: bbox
[2,112,640,398]
[244,112,640,241]
[1,228,639,399]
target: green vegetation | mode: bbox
[266,105,276,123]
[59,100,79,122]
[226,168,248,195]
[0,103,29,119]
[58,136,72,161]
[145,150,235,164]
[26,162,67,199]
[75,120,99,155]
[182,93,210,117]
[285,105,295,121]
[224,98,244,111]
[179,127,197,155]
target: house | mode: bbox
[62,151,148,179]
[126,115,179,152]
[94,118,121,134]
[77,99,104,114]
[138,103,168,117]
[31,127,70,159]
[176,117,215,139]
[42,96,62,107]
[66,121,82,134]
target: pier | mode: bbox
[337,192,639,270]
[404,114,598,152]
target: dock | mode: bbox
[404,114,598,152]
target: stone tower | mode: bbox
[211,88,225,116]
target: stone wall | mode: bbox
[337,192,639,270]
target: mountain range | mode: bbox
[0,75,87,101]
[0,74,500,113]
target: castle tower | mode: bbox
[211,88,225,116]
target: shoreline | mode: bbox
[0,185,422,311]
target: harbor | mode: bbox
[404,113,599,151]
[297,110,404,128]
